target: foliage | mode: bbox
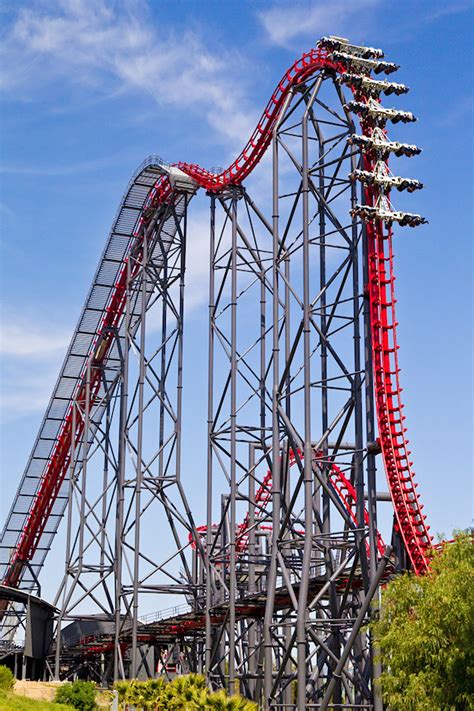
[0,665,15,691]
[54,681,97,711]
[0,690,73,711]
[114,673,257,710]
[372,532,474,710]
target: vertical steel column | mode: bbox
[54,404,77,679]
[316,108,330,541]
[315,94,345,705]
[206,195,216,677]
[350,131,370,585]
[247,444,257,698]
[175,199,187,488]
[296,85,317,711]
[228,190,238,694]
[263,125,282,707]
[131,231,148,677]
[362,227,379,577]
[114,257,130,681]
[79,361,91,572]
[261,89,293,705]
[100,393,112,581]
[158,250,168,484]
[361,207,384,711]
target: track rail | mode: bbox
[1,40,431,598]
[364,195,432,573]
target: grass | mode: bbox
[0,691,73,711]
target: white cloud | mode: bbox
[0,0,254,145]
[437,97,473,128]
[0,203,214,420]
[0,316,69,357]
[0,370,59,420]
[0,154,127,177]
[426,0,473,21]
[258,0,380,48]
[0,309,70,421]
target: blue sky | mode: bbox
[0,0,473,602]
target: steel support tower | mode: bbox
[203,76,387,709]
[1,37,432,709]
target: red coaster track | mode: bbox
[1,42,431,595]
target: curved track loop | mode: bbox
[2,42,431,593]
[191,451,386,559]
[327,462,386,559]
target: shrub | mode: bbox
[54,681,97,711]
[0,665,14,691]
[113,674,258,710]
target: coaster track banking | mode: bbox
[0,39,432,603]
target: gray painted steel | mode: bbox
[0,157,183,593]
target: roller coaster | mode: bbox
[0,36,433,709]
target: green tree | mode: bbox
[372,532,473,710]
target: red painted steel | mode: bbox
[3,44,431,591]
[346,83,432,574]
[364,194,432,573]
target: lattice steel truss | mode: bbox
[51,187,209,681]
[0,159,172,591]
[199,74,391,710]
[1,37,433,710]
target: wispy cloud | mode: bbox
[426,0,473,22]
[0,368,61,420]
[0,203,214,419]
[0,308,70,421]
[0,0,255,145]
[257,0,473,49]
[0,314,69,358]
[0,154,128,177]
[257,0,380,48]
[437,96,474,128]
